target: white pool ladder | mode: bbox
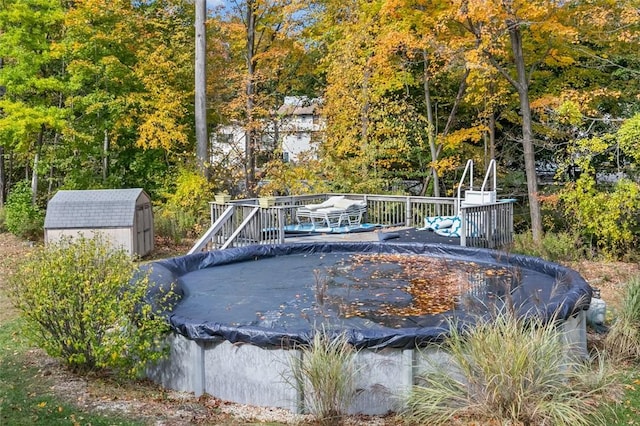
[456,159,497,214]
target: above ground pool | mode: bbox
[144,241,593,415]
[145,242,592,350]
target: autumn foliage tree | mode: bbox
[208,0,314,195]
[61,0,195,193]
[313,0,487,195]
[0,0,639,248]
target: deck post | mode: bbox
[460,209,467,247]
[277,208,285,243]
[405,197,412,227]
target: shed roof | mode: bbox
[44,188,149,229]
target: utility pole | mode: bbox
[195,0,209,178]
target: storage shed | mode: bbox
[44,188,154,257]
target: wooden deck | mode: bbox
[190,193,515,253]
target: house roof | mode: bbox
[277,103,318,116]
[44,188,148,229]
[276,97,321,116]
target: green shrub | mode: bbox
[154,206,199,244]
[606,275,640,362]
[8,235,174,377]
[290,330,358,425]
[512,231,583,262]
[406,313,609,425]
[558,175,640,260]
[156,168,213,243]
[4,180,44,240]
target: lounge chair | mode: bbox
[295,196,367,229]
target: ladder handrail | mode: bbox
[221,207,260,250]
[480,159,496,192]
[456,159,474,214]
[188,205,235,254]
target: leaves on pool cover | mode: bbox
[331,253,513,318]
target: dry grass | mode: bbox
[568,260,640,312]
[406,314,613,426]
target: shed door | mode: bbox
[135,203,153,254]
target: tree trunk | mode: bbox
[489,111,496,162]
[423,50,440,197]
[195,0,209,179]
[244,0,257,196]
[31,152,39,205]
[508,22,543,242]
[361,67,371,180]
[103,129,109,182]
[422,49,470,197]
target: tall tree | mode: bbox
[0,0,68,201]
[312,0,486,194]
[209,0,312,195]
[375,0,484,196]
[452,0,581,242]
[61,0,140,187]
[62,0,195,193]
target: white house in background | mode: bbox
[275,96,323,162]
[210,124,246,165]
[210,96,324,164]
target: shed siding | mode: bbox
[46,228,135,255]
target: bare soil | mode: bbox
[0,232,636,425]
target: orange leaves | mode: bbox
[337,253,512,319]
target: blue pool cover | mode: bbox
[143,242,592,350]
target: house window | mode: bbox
[283,152,290,162]
[218,133,233,144]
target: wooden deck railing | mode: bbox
[189,193,514,253]
[460,201,514,249]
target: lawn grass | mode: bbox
[0,318,143,426]
[601,371,640,425]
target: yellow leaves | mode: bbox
[555,101,582,126]
[379,0,404,20]
[159,167,214,232]
[443,126,485,150]
[136,104,189,151]
[431,157,460,175]
[530,94,560,113]
[545,48,575,67]
[617,114,640,163]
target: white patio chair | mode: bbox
[296,197,367,229]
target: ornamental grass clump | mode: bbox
[290,329,358,425]
[606,275,640,362]
[8,235,174,377]
[406,312,609,426]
